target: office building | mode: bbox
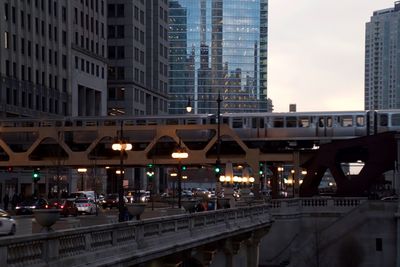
[107,0,169,116]
[168,0,268,114]
[365,1,400,110]
[0,0,108,118]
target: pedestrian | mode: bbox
[3,193,9,210]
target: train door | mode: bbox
[316,116,333,137]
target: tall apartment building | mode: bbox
[0,0,107,118]
[168,0,268,114]
[365,1,400,110]
[107,0,169,116]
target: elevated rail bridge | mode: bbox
[0,112,398,196]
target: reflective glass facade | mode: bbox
[169,0,268,114]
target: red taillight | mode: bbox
[84,203,90,207]
[45,205,49,208]
[60,205,64,209]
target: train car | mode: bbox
[221,111,369,140]
[374,109,400,134]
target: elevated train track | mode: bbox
[0,110,399,179]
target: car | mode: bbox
[126,190,150,203]
[103,194,128,208]
[49,199,79,217]
[15,198,49,215]
[75,198,97,214]
[182,190,193,198]
[381,195,398,201]
[0,209,16,235]
[76,191,96,200]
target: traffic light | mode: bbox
[181,165,187,171]
[259,162,264,176]
[6,166,13,172]
[214,160,222,177]
[146,164,155,177]
[32,168,40,182]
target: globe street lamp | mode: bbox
[77,168,87,191]
[112,123,132,222]
[171,142,188,209]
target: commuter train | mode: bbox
[1,110,400,140]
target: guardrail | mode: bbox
[0,204,272,267]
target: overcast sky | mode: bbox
[268,0,395,112]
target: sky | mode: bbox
[268,0,395,112]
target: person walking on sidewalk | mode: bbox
[3,193,9,210]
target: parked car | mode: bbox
[15,198,49,215]
[0,209,16,235]
[75,198,96,214]
[49,199,79,217]
[103,194,128,209]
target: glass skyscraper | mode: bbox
[169,0,268,114]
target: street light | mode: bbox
[186,97,193,113]
[77,168,87,191]
[112,122,132,222]
[171,140,188,209]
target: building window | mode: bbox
[4,32,9,49]
[4,3,9,21]
[376,238,382,251]
[62,31,67,45]
[62,54,67,69]
[62,6,66,22]
[116,4,124,17]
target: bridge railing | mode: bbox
[269,197,367,215]
[0,204,272,267]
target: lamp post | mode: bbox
[112,122,132,222]
[277,166,284,197]
[171,141,188,209]
[77,168,87,191]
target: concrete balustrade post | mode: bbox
[84,233,92,251]
[112,228,118,246]
[135,223,145,248]
[42,238,60,262]
[0,246,7,266]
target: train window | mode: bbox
[104,120,116,126]
[392,114,400,126]
[273,117,284,128]
[166,119,179,125]
[252,118,257,129]
[318,118,324,127]
[340,116,352,127]
[286,117,297,128]
[232,118,243,128]
[251,118,264,129]
[379,114,388,126]
[327,117,332,127]
[356,116,365,127]
[298,117,309,127]
[136,119,146,125]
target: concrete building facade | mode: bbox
[365,1,400,110]
[107,0,169,116]
[0,0,108,118]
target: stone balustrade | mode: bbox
[0,204,272,267]
[269,197,367,216]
